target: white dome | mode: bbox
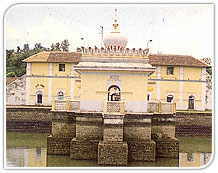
[103,32,128,50]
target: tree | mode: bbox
[23,43,29,52]
[201,57,212,90]
[50,43,56,51]
[61,39,70,52]
[55,42,61,51]
[6,43,46,77]
[34,43,42,50]
[16,46,21,53]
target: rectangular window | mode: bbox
[167,66,174,75]
[59,64,65,72]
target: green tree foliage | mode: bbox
[6,43,45,77]
[6,40,70,77]
[201,57,212,90]
[61,39,70,52]
[50,40,70,52]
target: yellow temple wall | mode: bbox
[26,62,78,105]
[26,61,206,111]
[31,63,49,76]
[79,71,148,112]
[183,67,202,80]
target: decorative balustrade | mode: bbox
[147,102,176,114]
[162,75,177,80]
[76,47,150,57]
[52,99,175,114]
[52,99,80,112]
[103,101,125,114]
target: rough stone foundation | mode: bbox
[47,135,72,155]
[155,137,179,159]
[98,141,128,166]
[76,116,103,140]
[124,116,151,141]
[128,140,156,161]
[70,138,99,160]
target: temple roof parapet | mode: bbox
[76,47,150,58]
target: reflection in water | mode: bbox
[6,147,211,167]
[7,147,47,167]
[179,152,211,167]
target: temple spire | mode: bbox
[112,8,120,33]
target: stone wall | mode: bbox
[47,136,72,155]
[128,140,156,161]
[6,107,52,121]
[98,141,128,166]
[151,116,176,138]
[176,112,212,137]
[76,115,103,140]
[155,137,179,159]
[124,115,151,141]
[6,108,212,137]
[6,120,51,133]
[6,107,52,133]
[70,138,99,160]
[51,112,75,138]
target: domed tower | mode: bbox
[103,9,128,51]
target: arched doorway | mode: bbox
[188,95,195,109]
[57,90,64,100]
[167,95,174,103]
[108,85,121,101]
[36,91,43,104]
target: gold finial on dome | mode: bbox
[112,8,120,33]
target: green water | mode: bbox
[6,132,212,167]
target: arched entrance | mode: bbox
[57,90,64,100]
[108,85,121,101]
[36,91,43,104]
[188,95,195,109]
[167,95,174,103]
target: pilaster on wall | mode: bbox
[70,79,75,100]
[156,81,160,101]
[156,66,161,79]
[71,64,75,100]
[25,63,31,105]
[178,66,184,110]
[156,66,161,101]
[201,82,206,111]
[48,63,53,105]
[25,77,30,105]
[26,63,31,75]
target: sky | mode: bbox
[4,4,214,58]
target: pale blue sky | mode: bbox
[5,4,214,58]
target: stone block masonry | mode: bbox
[128,140,156,161]
[70,138,99,160]
[152,116,176,138]
[6,107,212,137]
[6,107,52,133]
[175,112,212,137]
[51,112,76,138]
[47,136,72,155]
[103,115,124,142]
[124,116,151,141]
[98,141,128,166]
[76,116,103,140]
[154,137,179,159]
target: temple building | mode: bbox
[7,9,209,112]
[6,9,210,166]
